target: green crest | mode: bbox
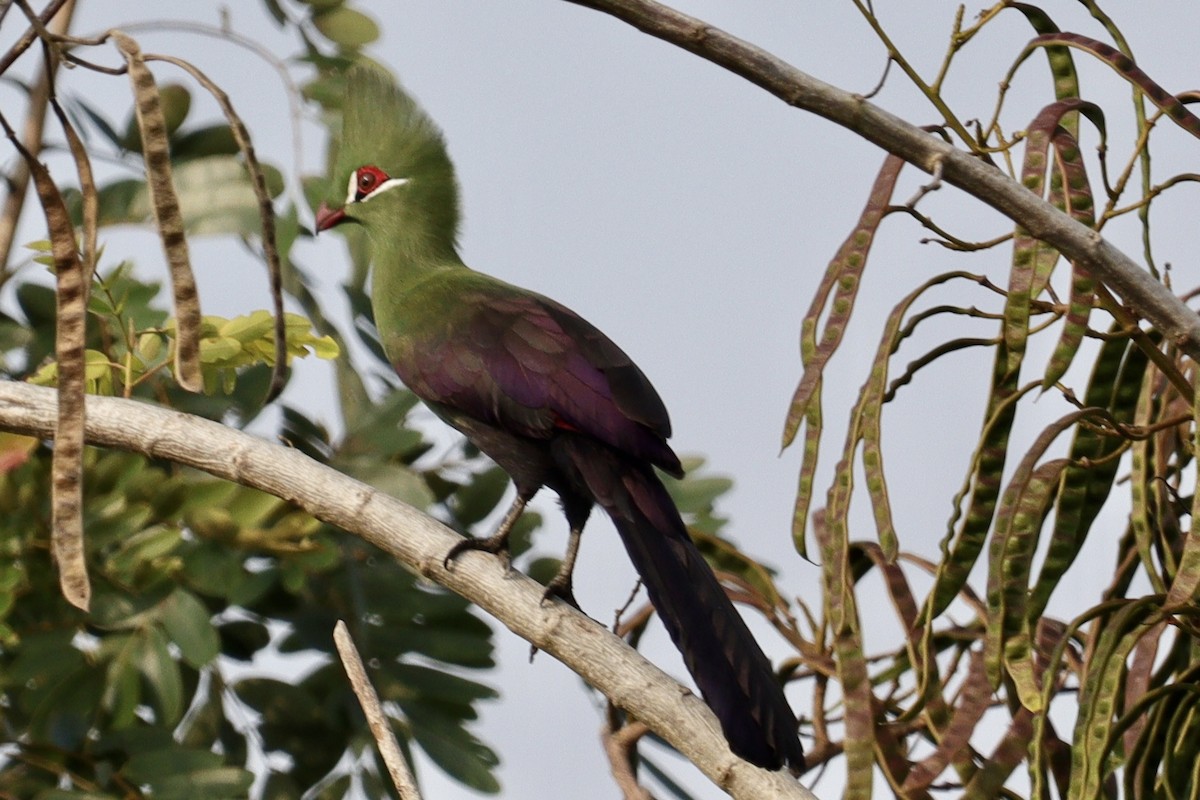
[329,65,460,250]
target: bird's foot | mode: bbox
[444,494,528,571]
[443,533,512,571]
[539,575,580,612]
[537,526,583,610]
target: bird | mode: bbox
[315,65,804,773]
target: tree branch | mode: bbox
[0,381,817,800]
[562,0,1200,359]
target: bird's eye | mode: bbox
[345,164,404,205]
[353,165,390,201]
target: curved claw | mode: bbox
[443,534,512,571]
[539,577,580,611]
[444,494,529,571]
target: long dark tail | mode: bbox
[557,437,804,773]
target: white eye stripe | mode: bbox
[360,177,407,202]
[344,172,408,205]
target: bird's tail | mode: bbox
[555,437,804,773]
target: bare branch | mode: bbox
[0,0,76,279]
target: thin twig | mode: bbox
[333,621,422,800]
[859,56,891,101]
[0,0,70,75]
[601,714,652,800]
[886,204,1013,250]
[903,153,944,207]
[0,0,76,281]
[613,576,644,630]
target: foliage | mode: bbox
[0,1,513,797]
[781,3,1200,798]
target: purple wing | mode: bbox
[398,287,682,476]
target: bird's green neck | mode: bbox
[366,213,468,340]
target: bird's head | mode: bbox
[316,65,460,255]
[315,164,408,231]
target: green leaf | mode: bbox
[28,667,103,747]
[308,334,339,358]
[451,466,510,526]
[150,767,255,800]
[526,556,563,589]
[122,746,224,785]
[338,390,424,461]
[220,309,275,343]
[234,675,347,789]
[68,93,126,153]
[101,634,142,728]
[386,662,498,709]
[341,457,436,509]
[117,743,255,796]
[161,83,193,136]
[170,123,240,161]
[662,457,733,534]
[91,585,171,630]
[199,335,244,364]
[383,624,495,670]
[180,541,251,599]
[137,626,184,725]
[311,7,380,47]
[281,405,334,462]
[4,629,80,687]
[96,156,268,237]
[218,618,272,661]
[173,156,263,235]
[405,708,500,793]
[93,178,148,227]
[159,588,219,668]
[137,331,164,363]
[105,524,183,582]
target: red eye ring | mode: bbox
[353,165,391,201]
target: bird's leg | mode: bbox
[443,493,528,570]
[529,525,586,662]
[540,526,583,610]
[541,497,591,609]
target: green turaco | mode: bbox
[316,66,804,773]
